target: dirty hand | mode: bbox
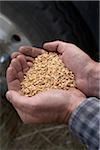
[6,46,86,124]
[43,41,99,97]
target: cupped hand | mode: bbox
[6,46,86,124]
[6,88,85,124]
[43,41,97,96]
[7,55,29,91]
[7,46,45,91]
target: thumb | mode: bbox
[43,41,61,52]
[6,90,21,103]
[6,90,32,113]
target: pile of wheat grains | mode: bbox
[21,52,76,96]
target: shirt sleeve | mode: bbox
[68,97,99,150]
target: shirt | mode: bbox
[69,97,99,150]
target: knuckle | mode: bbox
[55,40,63,45]
[68,43,76,48]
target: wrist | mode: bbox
[69,95,86,117]
[64,90,86,124]
[86,61,100,97]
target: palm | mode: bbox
[43,41,94,96]
[61,48,89,94]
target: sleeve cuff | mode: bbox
[68,97,99,150]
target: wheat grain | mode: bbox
[21,52,76,96]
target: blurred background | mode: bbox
[0,1,99,150]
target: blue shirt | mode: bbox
[69,97,99,150]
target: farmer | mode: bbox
[6,41,99,150]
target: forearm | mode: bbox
[68,97,99,150]
[88,62,100,98]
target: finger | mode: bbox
[43,41,65,53]
[17,55,29,73]
[8,79,21,91]
[10,58,24,81]
[6,90,37,114]
[6,90,29,110]
[27,62,33,67]
[19,46,45,58]
[11,52,34,62]
[11,52,22,59]
[6,66,17,83]
[6,67,20,91]
[11,58,22,72]
[26,56,34,62]
[17,54,34,68]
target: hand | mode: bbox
[6,46,86,124]
[7,46,45,91]
[43,41,99,97]
[6,88,85,124]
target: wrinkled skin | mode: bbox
[6,43,86,124]
[43,41,98,96]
